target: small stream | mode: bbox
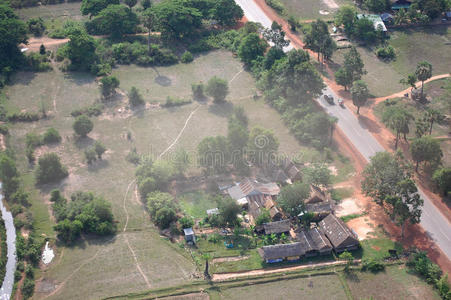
[0,183,17,300]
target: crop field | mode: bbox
[332,25,451,97]
[209,274,348,299]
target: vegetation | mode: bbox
[205,76,229,103]
[350,80,369,115]
[277,182,310,217]
[304,19,336,63]
[432,167,451,196]
[410,136,442,172]
[382,104,414,149]
[129,86,145,107]
[35,153,68,185]
[73,115,94,137]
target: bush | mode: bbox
[0,124,8,135]
[42,128,61,144]
[94,141,106,159]
[22,278,35,298]
[155,207,177,229]
[361,258,385,272]
[129,86,145,107]
[35,153,68,184]
[191,83,205,100]
[70,103,104,117]
[24,53,52,72]
[207,233,222,243]
[265,0,285,14]
[163,96,191,107]
[7,111,40,122]
[206,76,229,103]
[126,148,141,164]
[73,115,93,137]
[84,148,97,164]
[181,51,194,63]
[27,17,45,36]
[376,45,395,61]
[432,167,451,196]
[179,216,194,229]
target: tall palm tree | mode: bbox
[415,61,432,101]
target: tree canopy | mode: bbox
[87,4,139,39]
[81,0,120,17]
[67,29,98,71]
[238,32,268,65]
[382,104,414,149]
[206,76,229,102]
[73,115,94,137]
[277,182,310,217]
[350,80,369,114]
[410,136,442,172]
[35,153,68,185]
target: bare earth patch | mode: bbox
[212,256,250,264]
[346,217,374,240]
[161,292,209,300]
[335,198,363,217]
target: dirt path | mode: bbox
[212,259,361,281]
[229,68,244,84]
[23,37,70,52]
[159,105,201,159]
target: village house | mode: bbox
[226,178,281,222]
[357,14,388,32]
[318,214,359,253]
[262,219,291,235]
[296,227,333,256]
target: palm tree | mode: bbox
[415,61,432,101]
[201,253,212,280]
[394,8,408,25]
[424,108,446,135]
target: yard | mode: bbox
[277,0,352,21]
[332,25,451,97]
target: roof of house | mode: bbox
[263,219,291,234]
[258,243,304,260]
[248,194,281,221]
[296,228,333,252]
[183,228,194,236]
[226,178,280,200]
[305,185,328,204]
[380,13,394,21]
[305,202,333,213]
[318,214,358,249]
[357,14,387,31]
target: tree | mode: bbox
[67,29,98,71]
[173,147,190,175]
[191,82,205,100]
[141,8,155,52]
[179,216,194,229]
[27,17,45,36]
[73,115,93,137]
[339,251,354,272]
[415,61,432,100]
[343,47,366,82]
[81,0,120,18]
[277,182,310,217]
[39,44,46,55]
[304,19,336,63]
[263,21,290,49]
[155,207,177,229]
[142,0,151,9]
[147,191,178,219]
[0,153,20,198]
[432,167,451,196]
[255,208,271,225]
[94,141,106,159]
[303,163,332,186]
[129,86,145,107]
[88,4,139,40]
[364,0,390,13]
[217,196,241,226]
[238,33,267,65]
[210,0,243,27]
[206,76,229,103]
[335,67,353,91]
[353,17,379,44]
[100,75,120,99]
[263,46,285,70]
[198,136,229,174]
[35,153,68,184]
[382,105,414,149]
[334,5,357,34]
[423,108,445,135]
[0,2,28,75]
[247,127,279,167]
[385,179,423,238]
[399,74,417,92]
[54,219,83,243]
[350,80,369,114]
[362,151,411,205]
[124,0,137,8]
[410,136,442,172]
[151,159,175,188]
[150,0,202,40]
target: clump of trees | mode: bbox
[362,151,423,238]
[52,190,116,243]
[432,167,451,196]
[73,115,94,137]
[100,75,120,100]
[304,19,336,64]
[35,153,68,185]
[205,76,229,103]
[277,182,310,217]
[25,128,62,162]
[85,141,107,164]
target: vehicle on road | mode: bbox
[324,94,334,104]
[338,98,344,107]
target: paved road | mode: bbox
[235,0,451,260]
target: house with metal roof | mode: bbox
[357,14,387,32]
[318,214,359,252]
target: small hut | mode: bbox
[184,228,196,244]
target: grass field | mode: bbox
[16,2,83,20]
[346,265,441,300]
[209,274,348,299]
[332,25,451,97]
[278,0,352,21]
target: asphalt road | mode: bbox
[235,0,451,260]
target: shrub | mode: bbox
[126,148,141,164]
[361,258,385,272]
[0,124,8,135]
[100,75,120,99]
[94,141,106,159]
[129,86,145,107]
[179,216,194,229]
[73,115,93,137]
[208,233,222,243]
[432,167,451,196]
[70,103,104,117]
[84,148,97,164]
[191,83,205,100]
[376,45,396,61]
[155,207,177,229]
[181,51,194,63]
[27,17,45,36]
[163,96,191,107]
[21,278,35,298]
[7,112,40,122]
[42,128,61,144]
[206,76,229,103]
[265,0,285,14]
[35,153,68,184]
[24,53,52,72]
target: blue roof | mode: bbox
[380,13,393,21]
[184,228,194,235]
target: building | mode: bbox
[296,227,333,256]
[258,242,303,263]
[263,219,291,235]
[318,214,359,252]
[305,185,329,204]
[391,0,412,10]
[357,14,387,32]
[226,178,281,222]
[380,13,394,24]
[183,228,196,244]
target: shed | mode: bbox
[183,228,196,244]
[258,242,304,263]
[318,214,359,252]
[263,219,291,235]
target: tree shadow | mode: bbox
[64,72,96,86]
[10,71,36,86]
[208,101,234,118]
[87,159,110,172]
[155,75,172,87]
[345,271,361,282]
[357,115,381,134]
[74,136,95,150]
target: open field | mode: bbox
[332,25,451,97]
[16,2,83,20]
[209,273,348,299]
[278,0,352,21]
[346,265,441,300]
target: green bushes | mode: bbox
[23,53,52,72]
[265,0,285,14]
[147,192,179,229]
[129,87,145,107]
[0,217,7,287]
[108,42,178,66]
[27,17,45,37]
[432,167,451,196]
[163,96,192,107]
[35,153,68,184]
[376,45,396,61]
[7,111,40,122]
[71,103,104,117]
[25,128,61,162]
[53,191,116,243]
[361,258,385,272]
[73,115,93,137]
[181,51,194,63]
[42,127,62,144]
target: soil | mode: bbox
[160,292,209,300]
[212,256,250,264]
[335,198,363,217]
[23,37,69,52]
[346,217,374,240]
[252,0,451,273]
[0,134,5,151]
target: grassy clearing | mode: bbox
[16,2,83,21]
[346,265,441,300]
[358,237,404,261]
[278,0,351,21]
[332,25,451,97]
[331,187,354,202]
[209,273,347,299]
[179,191,217,220]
